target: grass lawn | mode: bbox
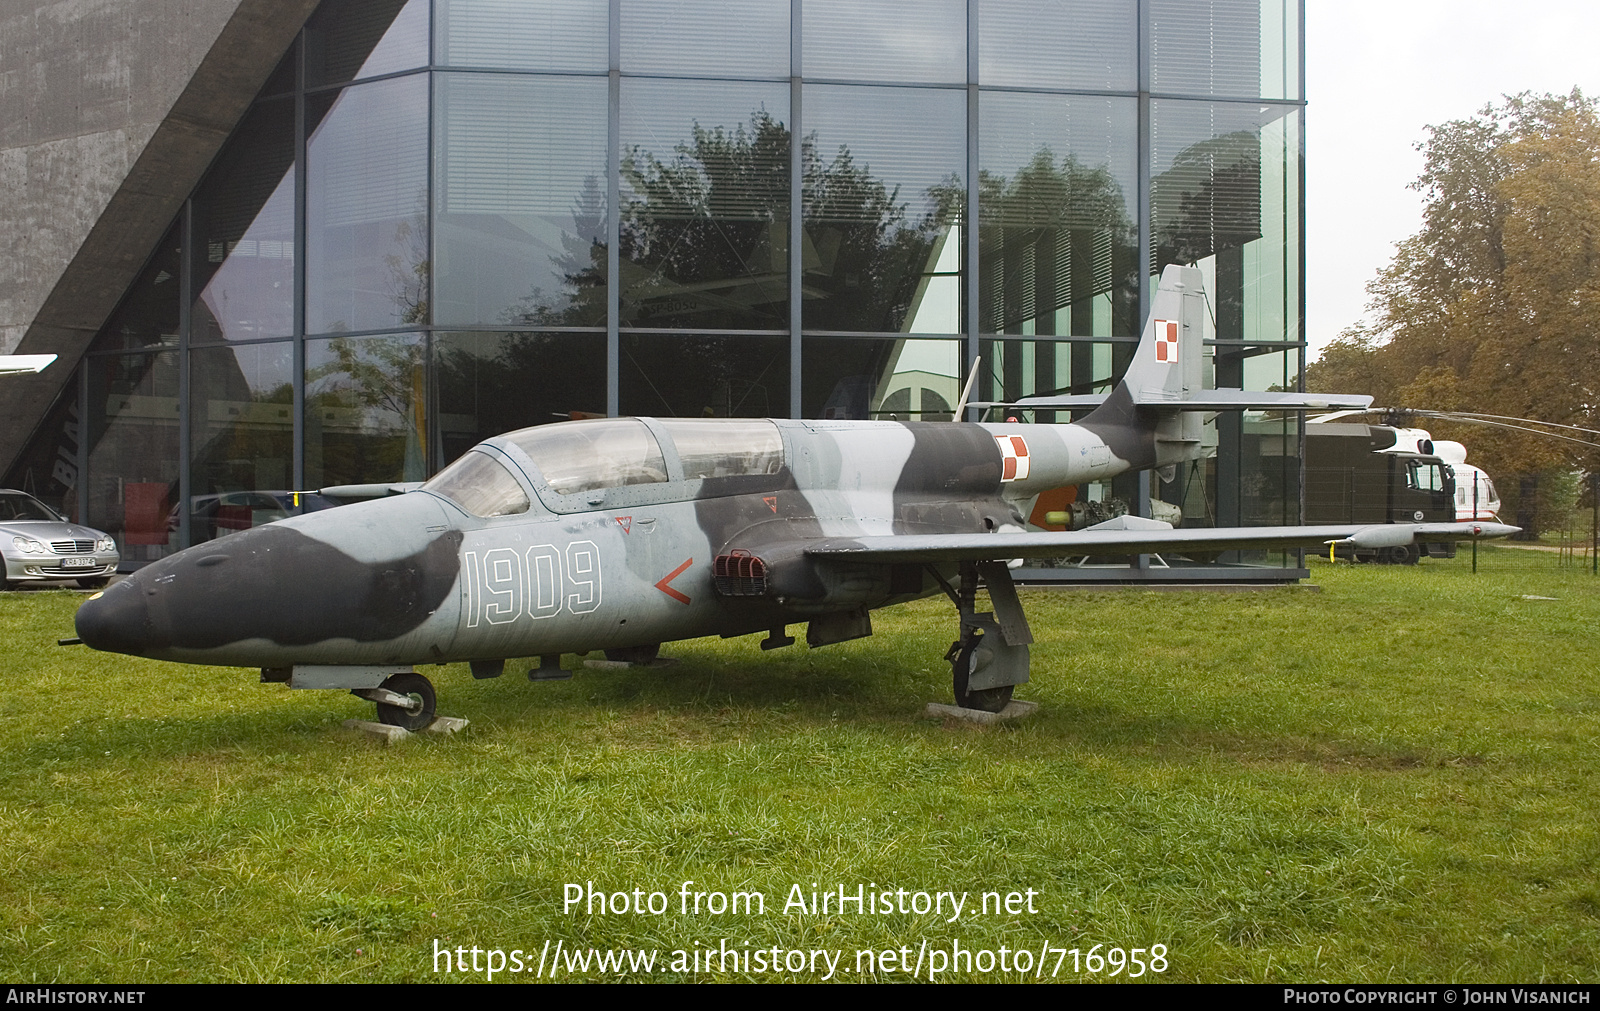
[0,545,1596,983]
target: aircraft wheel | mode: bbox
[374,672,436,732]
[76,577,110,590]
[1384,544,1419,565]
[604,644,660,664]
[952,634,1013,713]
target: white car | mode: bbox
[0,489,119,590]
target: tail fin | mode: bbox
[969,263,1372,418]
[1117,265,1206,405]
[1115,264,1369,411]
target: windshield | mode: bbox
[1406,461,1446,492]
[423,451,530,517]
[0,491,62,522]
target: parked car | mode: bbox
[0,489,119,589]
[173,490,342,542]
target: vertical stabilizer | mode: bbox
[1116,264,1206,404]
[1075,264,1209,471]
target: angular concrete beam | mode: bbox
[0,0,318,477]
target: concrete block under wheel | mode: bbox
[343,716,471,742]
[923,700,1039,725]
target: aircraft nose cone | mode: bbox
[75,578,154,656]
[73,492,462,664]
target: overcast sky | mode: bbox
[1305,0,1600,359]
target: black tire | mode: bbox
[375,673,436,731]
[952,634,1014,713]
[76,577,110,590]
[604,643,661,664]
[1384,544,1420,565]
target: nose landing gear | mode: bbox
[353,672,437,731]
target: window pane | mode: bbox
[1206,348,1302,550]
[305,333,427,487]
[979,92,1138,338]
[1149,0,1271,98]
[436,0,607,72]
[620,334,788,418]
[802,337,960,421]
[976,338,1125,424]
[434,73,609,327]
[434,331,607,466]
[803,0,965,84]
[802,85,965,333]
[621,0,788,78]
[1152,101,1300,345]
[979,1,1135,91]
[305,0,428,87]
[91,222,180,354]
[1,367,83,521]
[261,38,298,96]
[620,80,790,330]
[86,353,180,563]
[191,99,295,344]
[306,75,430,334]
[189,342,297,543]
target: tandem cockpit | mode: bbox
[422,418,787,518]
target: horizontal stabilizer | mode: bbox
[982,388,1373,412]
[805,521,1519,564]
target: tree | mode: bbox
[1306,90,1600,534]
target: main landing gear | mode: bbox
[932,560,1033,713]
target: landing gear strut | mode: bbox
[934,561,1032,714]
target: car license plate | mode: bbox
[61,556,95,569]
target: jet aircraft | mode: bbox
[73,267,1516,726]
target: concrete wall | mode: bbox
[0,0,317,476]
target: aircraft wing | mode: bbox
[803,519,1520,563]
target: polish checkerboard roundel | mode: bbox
[995,434,1030,481]
[1155,319,1179,363]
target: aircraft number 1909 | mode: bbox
[462,542,603,627]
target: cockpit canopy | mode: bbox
[424,417,785,516]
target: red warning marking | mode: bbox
[655,558,693,604]
[1009,435,1028,456]
[616,516,632,534]
[763,495,778,513]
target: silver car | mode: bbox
[0,489,119,590]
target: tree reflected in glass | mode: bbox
[306,334,426,485]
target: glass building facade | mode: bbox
[6,0,1306,576]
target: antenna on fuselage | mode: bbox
[951,357,981,421]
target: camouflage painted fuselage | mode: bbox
[74,417,1140,669]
